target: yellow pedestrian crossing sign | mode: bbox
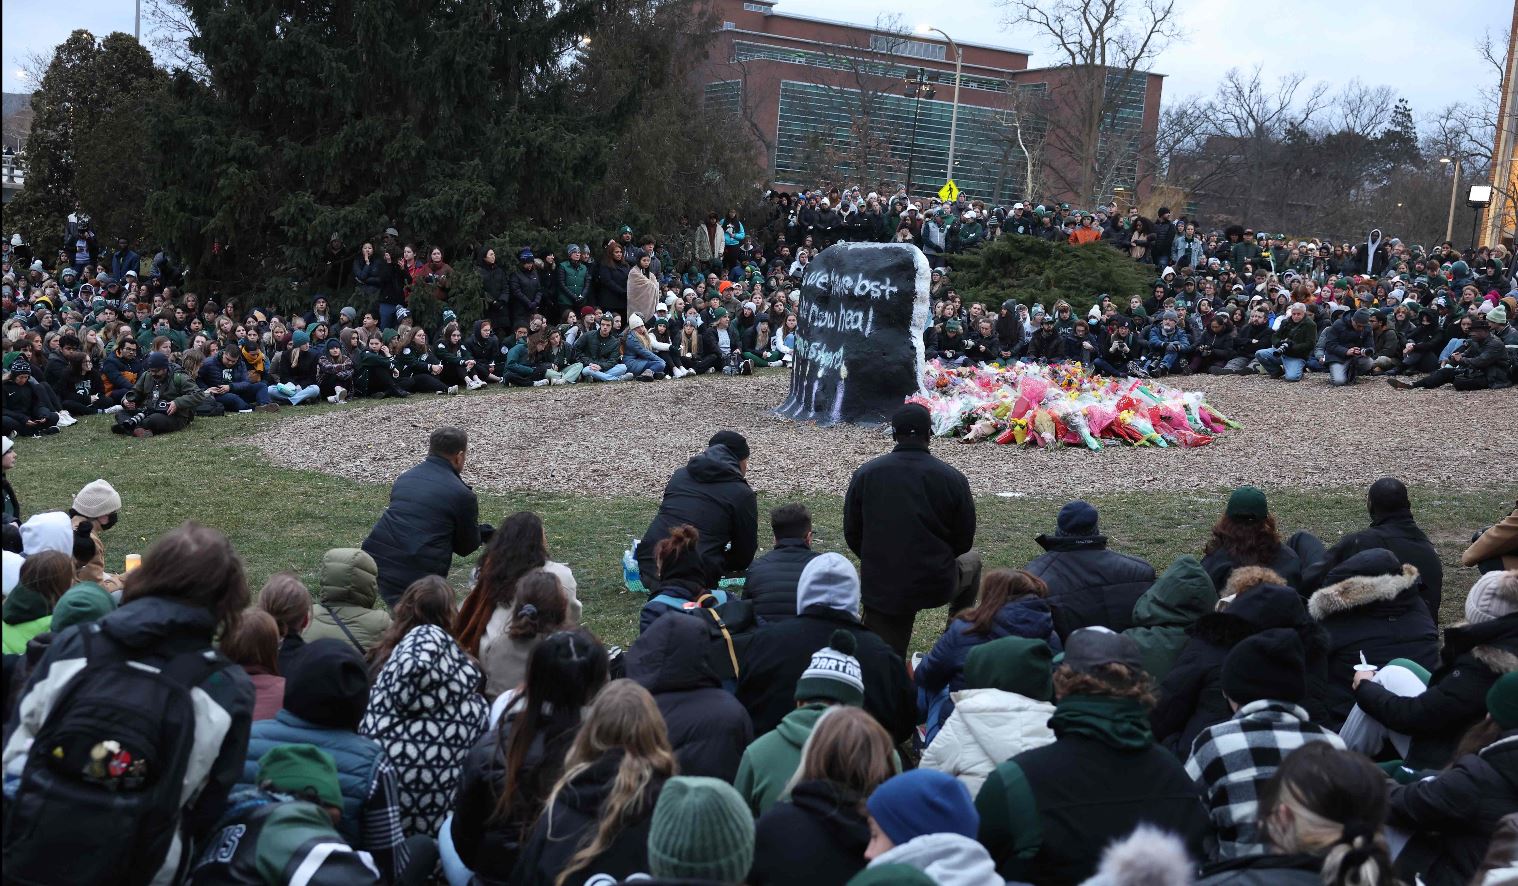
[938,180,959,202]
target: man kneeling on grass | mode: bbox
[110,351,206,438]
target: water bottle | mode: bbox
[622,538,643,593]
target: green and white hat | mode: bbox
[795,629,864,706]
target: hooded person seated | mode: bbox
[1122,555,1218,682]
[920,636,1056,797]
[1303,477,1443,620]
[192,744,382,885]
[627,609,753,782]
[1024,501,1157,640]
[735,553,915,746]
[976,628,1210,884]
[1306,548,1438,727]
[1186,629,1347,861]
[860,769,1001,886]
[301,548,392,654]
[636,432,757,594]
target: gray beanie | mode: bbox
[1159,309,1178,322]
[795,552,861,616]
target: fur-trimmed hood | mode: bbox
[1309,559,1421,621]
[1223,565,1285,601]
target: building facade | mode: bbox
[696,0,1163,206]
[1481,4,1516,250]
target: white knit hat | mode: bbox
[627,313,645,330]
[1467,571,1518,625]
[72,479,122,519]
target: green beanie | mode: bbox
[963,636,1054,701]
[50,582,117,633]
[257,744,343,809]
[847,864,937,886]
[1226,486,1269,521]
[1488,672,1518,730]
[648,776,754,884]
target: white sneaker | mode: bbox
[56,412,77,427]
[334,386,348,403]
[550,377,565,385]
[532,379,550,387]
[239,409,254,414]
[446,385,460,395]
[103,404,124,414]
[467,377,484,390]
[326,394,339,404]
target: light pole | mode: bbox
[135,0,141,41]
[919,25,962,185]
[903,68,935,199]
[1439,156,1461,245]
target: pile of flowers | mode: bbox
[907,360,1242,450]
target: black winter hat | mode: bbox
[1222,628,1306,705]
[284,638,372,730]
[708,431,750,461]
[891,404,932,439]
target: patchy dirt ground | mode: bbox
[250,370,1518,497]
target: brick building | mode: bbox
[696,0,1163,206]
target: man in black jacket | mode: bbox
[845,404,978,658]
[1301,478,1443,618]
[362,427,489,607]
[743,503,820,624]
[1026,501,1156,640]
[1390,316,1511,390]
[637,431,758,593]
[735,553,915,743]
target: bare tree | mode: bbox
[145,0,208,80]
[1000,0,1182,202]
[1204,66,1328,224]
[988,81,1049,201]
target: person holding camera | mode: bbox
[1389,315,1510,391]
[1255,301,1317,382]
[108,352,206,438]
[417,247,453,304]
[1324,309,1376,386]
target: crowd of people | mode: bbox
[6,191,1516,440]
[3,418,1517,885]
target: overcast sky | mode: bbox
[3,0,1507,122]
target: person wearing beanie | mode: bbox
[1307,548,1438,725]
[1302,477,1443,618]
[1025,500,1157,640]
[1386,670,1518,886]
[920,636,1057,797]
[735,628,869,815]
[863,770,1001,886]
[1389,311,1510,390]
[1323,305,1375,385]
[556,243,591,315]
[301,547,392,653]
[1142,307,1191,375]
[737,554,914,747]
[192,744,383,884]
[1200,486,1303,592]
[646,776,754,884]
[635,435,756,594]
[1348,570,1518,771]
[1187,629,1346,860]
[268,327,323,405]
[976,627,1209,884]
[844,403,978,659]
[238,638,408,880]
[109,345,206,438]
[3,357,61,438]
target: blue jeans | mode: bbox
[1329,358,1372,386]
[437,813,473,886]
[230,381,271,405]
[1256,348,1305,380]
[273,384,321,404]
[213,391,253,411]
[1439,338,1465,363]
[584,364,630,382]
[622,355,663,375]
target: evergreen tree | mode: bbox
[7,31,164,256]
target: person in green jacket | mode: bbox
[1122,556,1217,682]
[109,351,207,437]
[190,744,382,885]
[1,550,75,654]
[303,548,392,655]
[556,244,591,313]
[734,630,865,816]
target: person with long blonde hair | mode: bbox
[511,679,677,886]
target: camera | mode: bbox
[424,273,439,285]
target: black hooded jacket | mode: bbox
[636,445,758,592]
[626,614,753,781]
[1306,548,1439,726]
[1152,584,1331,756]
[750,780,871,886]
[1025,533,1156,640]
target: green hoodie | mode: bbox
[1123,556,1216,681]
[964,636,1054,701]
[733,702,827,816]
[1,583,52,654]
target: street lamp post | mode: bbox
[1439,156,1461,245]
[920,26,963,185]
[903,68,935,199]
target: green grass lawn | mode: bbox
[10,411,1514,652]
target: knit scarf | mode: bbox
[1048,694,1154,751]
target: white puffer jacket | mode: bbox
[920,688,1056,798]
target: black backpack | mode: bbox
[2,622,233,886]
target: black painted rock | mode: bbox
[776,243,930,425]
